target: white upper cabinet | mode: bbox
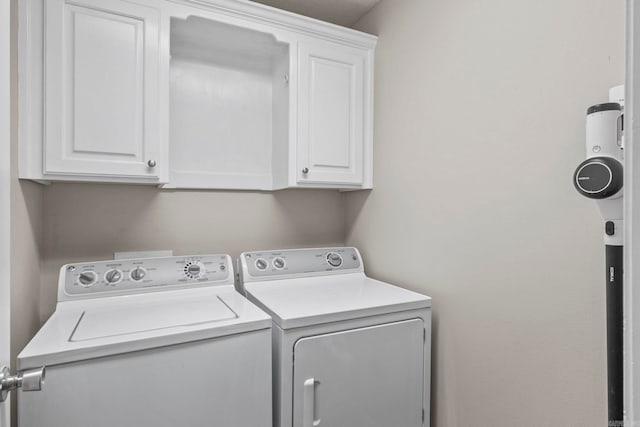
[41,0,166,183]
[296,40,367,187]
[19,0,375,189]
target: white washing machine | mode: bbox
[238,247,432,427]
[18,254,272,427]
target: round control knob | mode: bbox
[130,267,146,281]
[105,269,123,284]
[574,157,623,199]
[255,258,268,270]
[273,258,286,269]
[78,271,97,287]
[187,264,201,276]
[326,252,343,268]
[183,261,204,279]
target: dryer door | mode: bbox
[293,319,425,427]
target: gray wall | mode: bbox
[347,0,624,425]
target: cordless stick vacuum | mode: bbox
[573,86,625,426]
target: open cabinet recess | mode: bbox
[168,16,290,190]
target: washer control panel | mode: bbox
[61,254,232,299]
[242,247,362,280]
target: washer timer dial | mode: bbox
[184,261,204,279]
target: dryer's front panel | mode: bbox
[293,319,425,427]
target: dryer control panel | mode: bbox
[59,255,233,301]
[240,247,363,282]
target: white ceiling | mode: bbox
[250,0,381,27]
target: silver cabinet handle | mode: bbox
[147,160,157,168]
[0,366,45,402]
[302,168,309,174]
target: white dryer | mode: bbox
[238,247,432,427]
[18,254,272,427]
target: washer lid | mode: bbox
[244,273,431,329]
[17,286,271,371]
[71,294,237,341]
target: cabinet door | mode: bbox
[44,0,163,181]
[297,41,366,186]
[293,320,425,427]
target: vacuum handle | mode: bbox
[606,244,623,424]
